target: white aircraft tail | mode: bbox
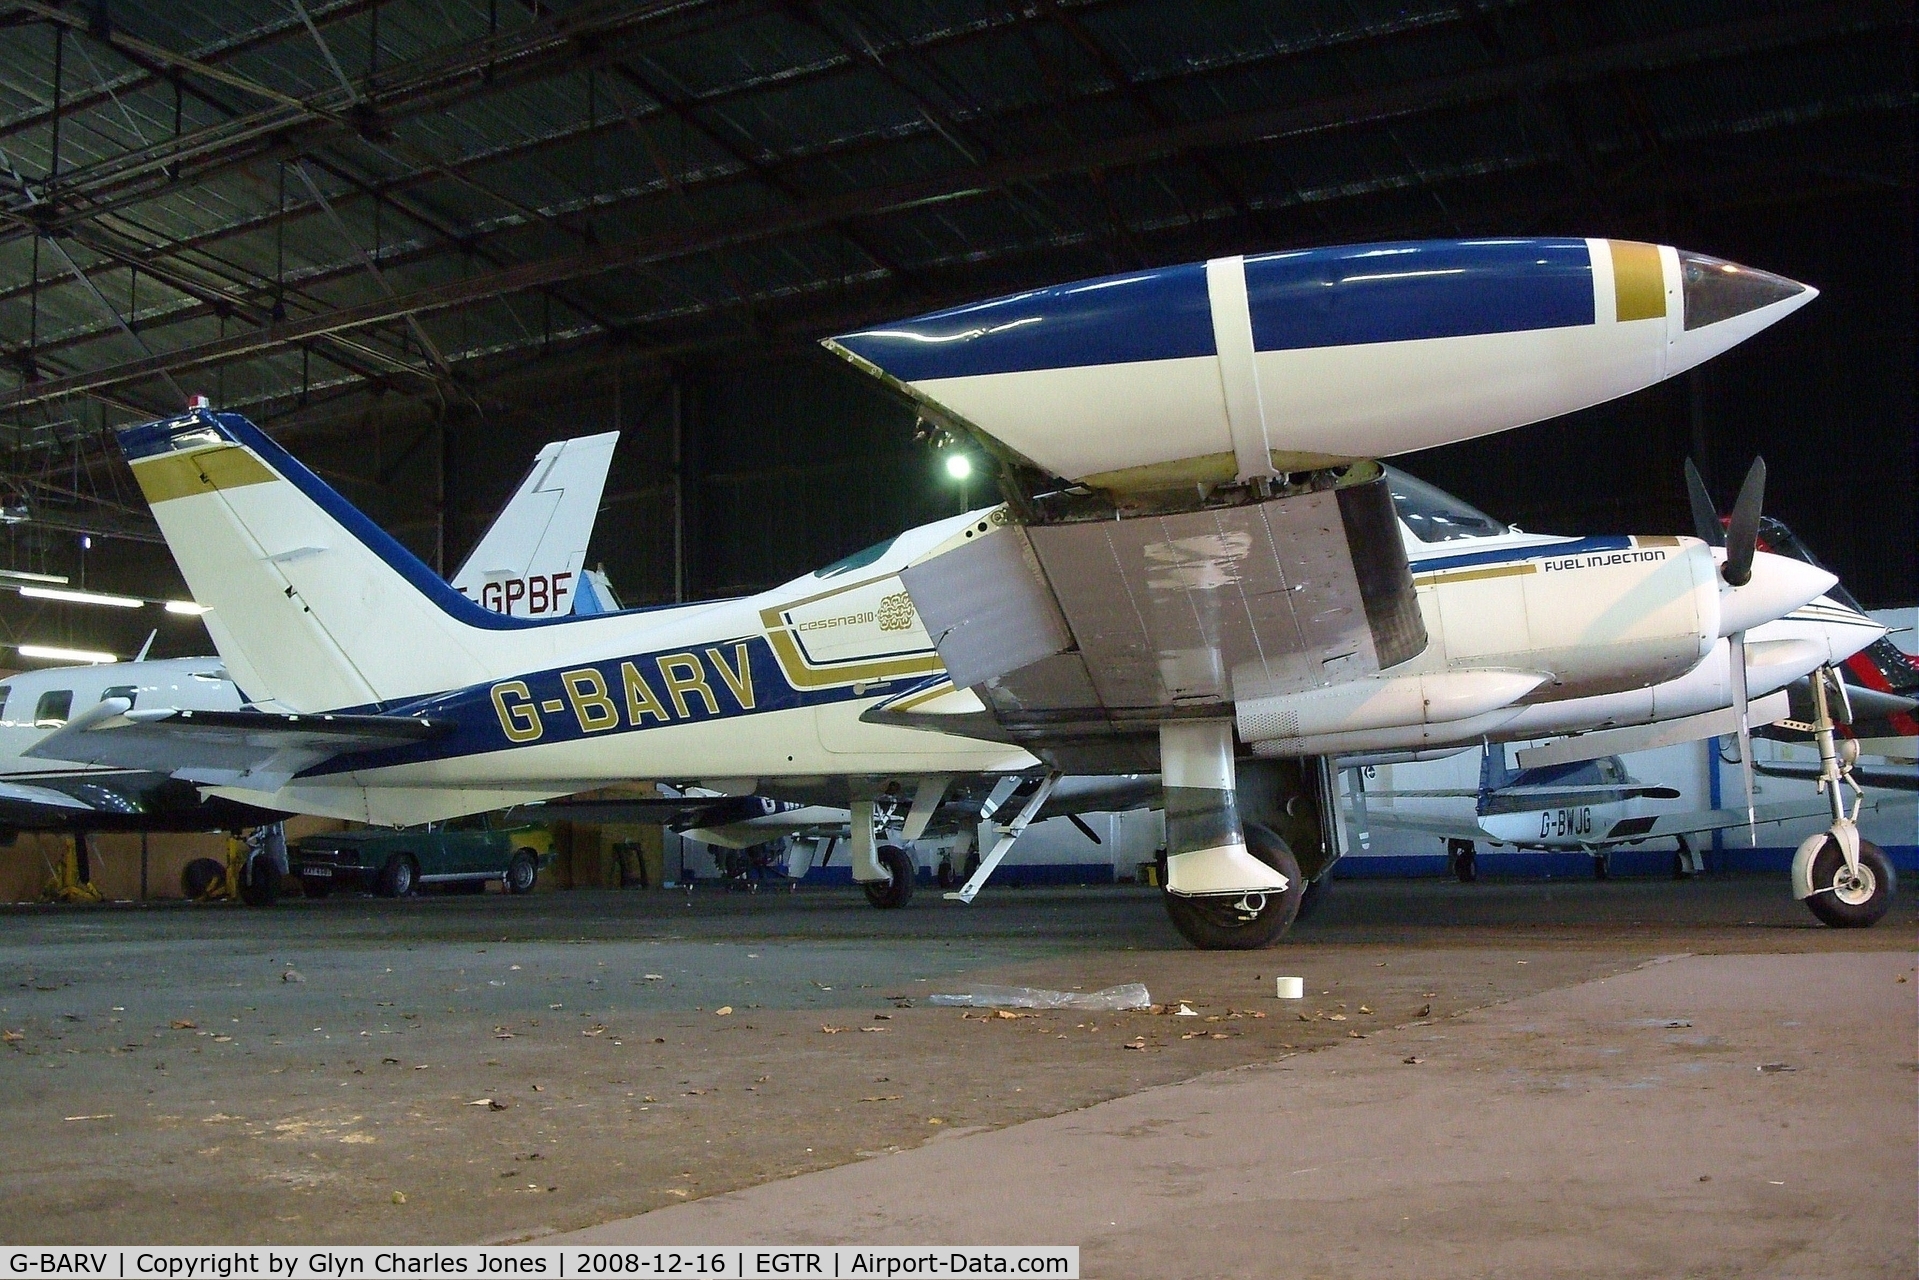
[449,431,617,615]
[119,410,607,713]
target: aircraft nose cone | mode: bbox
[1667,250,1818,377]
[1719,551,1836,636]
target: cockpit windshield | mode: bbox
[1383,466,1507,542]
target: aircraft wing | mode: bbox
[1358,806,1489,843]
[1753,758,1917,792]
[26,699,445,792]
[0,779,96,812]
[894,466,1426,759]
[1597,797,1850,841]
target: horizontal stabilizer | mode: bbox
[27,699,446,793]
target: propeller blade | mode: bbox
[1731,630,1756,845]
[1683,458,1725,547]
[1722,456,1767,586]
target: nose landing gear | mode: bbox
[1789,667,1894,928]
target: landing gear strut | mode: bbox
[1790,668,1894,927]
[1158,721,1302,949]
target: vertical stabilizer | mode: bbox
[118,410,582,712]
[450,431,617,616]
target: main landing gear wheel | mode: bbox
[239,856,280,906]
[863,846,915,909]
[1804,838,1895,928]
[1160,824,1305,951]
[1294,873,1333,924]
[1448,840,1478,884]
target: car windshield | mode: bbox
[1382,467,1508,542]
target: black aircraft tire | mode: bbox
[1161,824,1305,951]
[300,876,331,899]
[863,846,915,909]
[1294,873,1333,924]
[1448,841,1477,884]
[181,857,225,900]
[240,857,280,907]
[1804,838,1895,929]
[378,855,417,898]
[506,851,539,895]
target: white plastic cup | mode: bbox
[1275,976,1304,1000]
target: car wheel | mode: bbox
[506,850,539,895]
[378,855,417,898]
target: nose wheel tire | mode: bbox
[1294,873,1333,924]
[863,846,916,909]
[1448,840,1478,883]
[1161,823,1305,950]
[1804,838,1895,928]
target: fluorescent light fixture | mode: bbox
[17,643,117,664]
[18,585,144,608]
[164,600,210,615]
[0,568,68,584]
[944,453,973,480]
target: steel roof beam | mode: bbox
[0,0,1900,411]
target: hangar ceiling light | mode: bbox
[17,644,117,665]
[18,586,144,609]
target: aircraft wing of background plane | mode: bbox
[1361,795,1843,847]
[28,702,447,793]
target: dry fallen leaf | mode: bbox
[858,1026,888,1033]
[1403,1056,1424,1065]
[1328,1013,1348,1022]
[992,1010,1033,1020]
[282,970,305,984]
[820,1025,849,1034]
[170,1020,197,1030]
[582,1025,607,1037]
[1347,1030,1366,1039]
[1416,1004,1432,1018]
[1358,1005,1373,1015]
[1,1029,23,1043]
[468,1098,493,1107]
[859,1095,902,1103]
[714,1007,733,1017]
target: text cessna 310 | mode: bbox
[36,236,1887,945]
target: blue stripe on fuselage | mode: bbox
[1408,535,1632,574]
[827,239,1594,383]
[297,635,895,778]
[1245,238,1594,351]
[831,263,1216,382]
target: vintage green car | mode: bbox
[292,814,555,898]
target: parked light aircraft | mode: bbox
[1347,742,1832,876]
[38,237,1873,945]
[0,430,617,838]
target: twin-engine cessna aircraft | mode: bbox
[41,236,1886,944]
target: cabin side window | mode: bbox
[34,689,74,727]
[100,684,138,708]
[0,685,10,722]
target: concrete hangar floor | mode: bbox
[2,880,1912,1276]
